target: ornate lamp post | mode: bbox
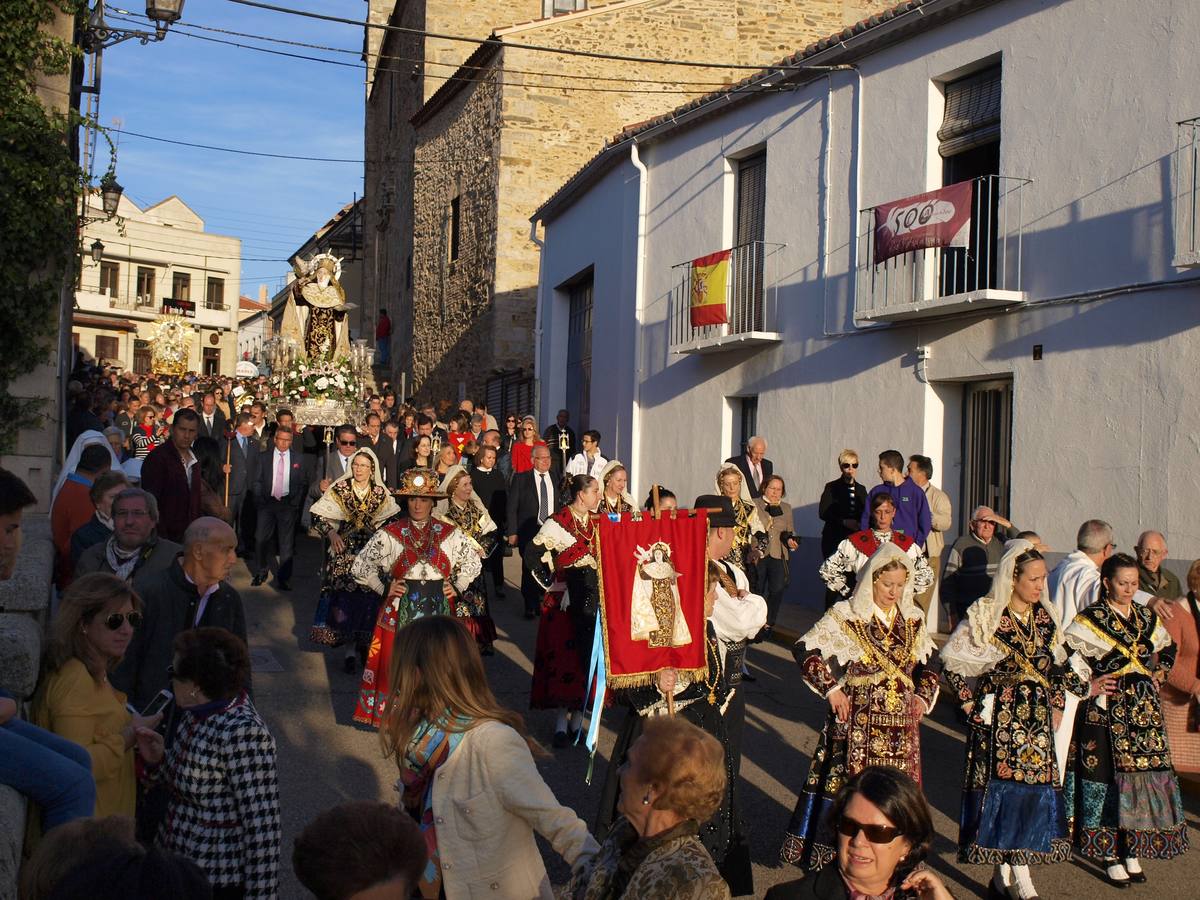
[82,1,187,52]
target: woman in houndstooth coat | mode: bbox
[137,627,281,899]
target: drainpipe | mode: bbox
[630,140,649,497]
[529,218,545,424]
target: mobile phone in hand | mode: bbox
[141,689,174,719]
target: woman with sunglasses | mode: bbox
[818,450,868,608]
[941,540,1086,900]
[767,767,953,900]
[32,573,161,823]
[510,416,547,475]
[135,627,281,899]
[501,415,519,454]
[781,544,939,872]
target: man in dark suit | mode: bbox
[310,424,359,499]
[197,392,228,440]
[359,411,384,455]
[725,436,773,499]
[140,408,202,543]
[375,418,404,490]
[224,412,256,555]
[250,425,309,590]
[507,444,561,618]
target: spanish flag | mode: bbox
[689,249,730,327]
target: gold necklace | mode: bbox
[1106,600,1145,653]
[704,632,723,705]
[1006,603,1040,656]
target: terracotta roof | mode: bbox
[74,314,138,331]
[239,295,269,311]
[533,0,987,222]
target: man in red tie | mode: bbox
[251,426,310,590]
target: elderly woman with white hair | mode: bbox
[781,543,940,871]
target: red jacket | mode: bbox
[375,315,392,339]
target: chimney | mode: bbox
[259,284,268,304]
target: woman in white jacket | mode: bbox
[379,615,599,899]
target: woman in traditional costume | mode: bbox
[781,542,939,871]
[714,464,766,584]
[596,460,635,516]
[349,468,482,727]
[595,494,765,896]
[1062,553,1188,886]
[940,540,1085,900]
[435,465,498,655]
[818,492,933,604]
[308,448,399,673]
[526,474,601,747]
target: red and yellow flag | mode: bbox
[689,249,730,326]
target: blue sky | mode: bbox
[93,1,366,298]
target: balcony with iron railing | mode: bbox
[855,175,1031,323]
[668,240,785,354]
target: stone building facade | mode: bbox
[364,0,894,407]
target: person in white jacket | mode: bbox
[378,615,599,900]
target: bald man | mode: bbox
[1136,530,1183,599]
[112,516,248,713]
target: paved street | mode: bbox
[240,535,1200,898]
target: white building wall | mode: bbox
[538,0,1200,565]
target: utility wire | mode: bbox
[165,17,745,88]
[112,128,364,163]
[110,17,782,95]
[223,0,808,72]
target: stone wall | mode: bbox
[365,0,896,402]
[0,518,55,900]
[409,61,504,402]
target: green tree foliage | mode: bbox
[0,1,85,453]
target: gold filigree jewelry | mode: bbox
[705,633,723,705]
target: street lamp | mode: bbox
[90,239,105,263]
[82,1,187,52]
[99,171,123,217]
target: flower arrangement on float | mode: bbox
[273,356,362,406]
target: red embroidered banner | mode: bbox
[596,510,709,688]
[873,180,973,265]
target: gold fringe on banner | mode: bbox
[594,512,708,693]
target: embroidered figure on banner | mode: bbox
[630,542,692,649]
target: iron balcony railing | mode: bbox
[1173,118,1200,266]
[669,240,785,350]
[855,175,1031,320]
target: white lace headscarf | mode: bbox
[308,447,399,526]
[599,459,636,509]
[800,541,936,666]
[52,430,123,504]
[715,463,765,534]
[434,464,496,535]
[941,538,1064,676]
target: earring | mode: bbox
[642,793,651,806]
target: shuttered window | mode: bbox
[733,153,767,331]
[938,66,1001,158]
[734,153,767,246]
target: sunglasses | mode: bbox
[104,611,143,630]
[836,815,901,844]
[841,463,858,470]
[339,439,357,447]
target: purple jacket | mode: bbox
[860,478,932,548]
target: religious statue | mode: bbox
[148,312,190,376]
[630,542,692,649]
[279,252,353,361]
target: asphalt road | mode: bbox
[239,535,1200,898]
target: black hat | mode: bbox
[694,494,736,529]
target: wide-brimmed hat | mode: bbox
[693,494,736,529]
[396,467,445,498]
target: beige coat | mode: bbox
[430,719,599,899]
[921,482,952,559]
